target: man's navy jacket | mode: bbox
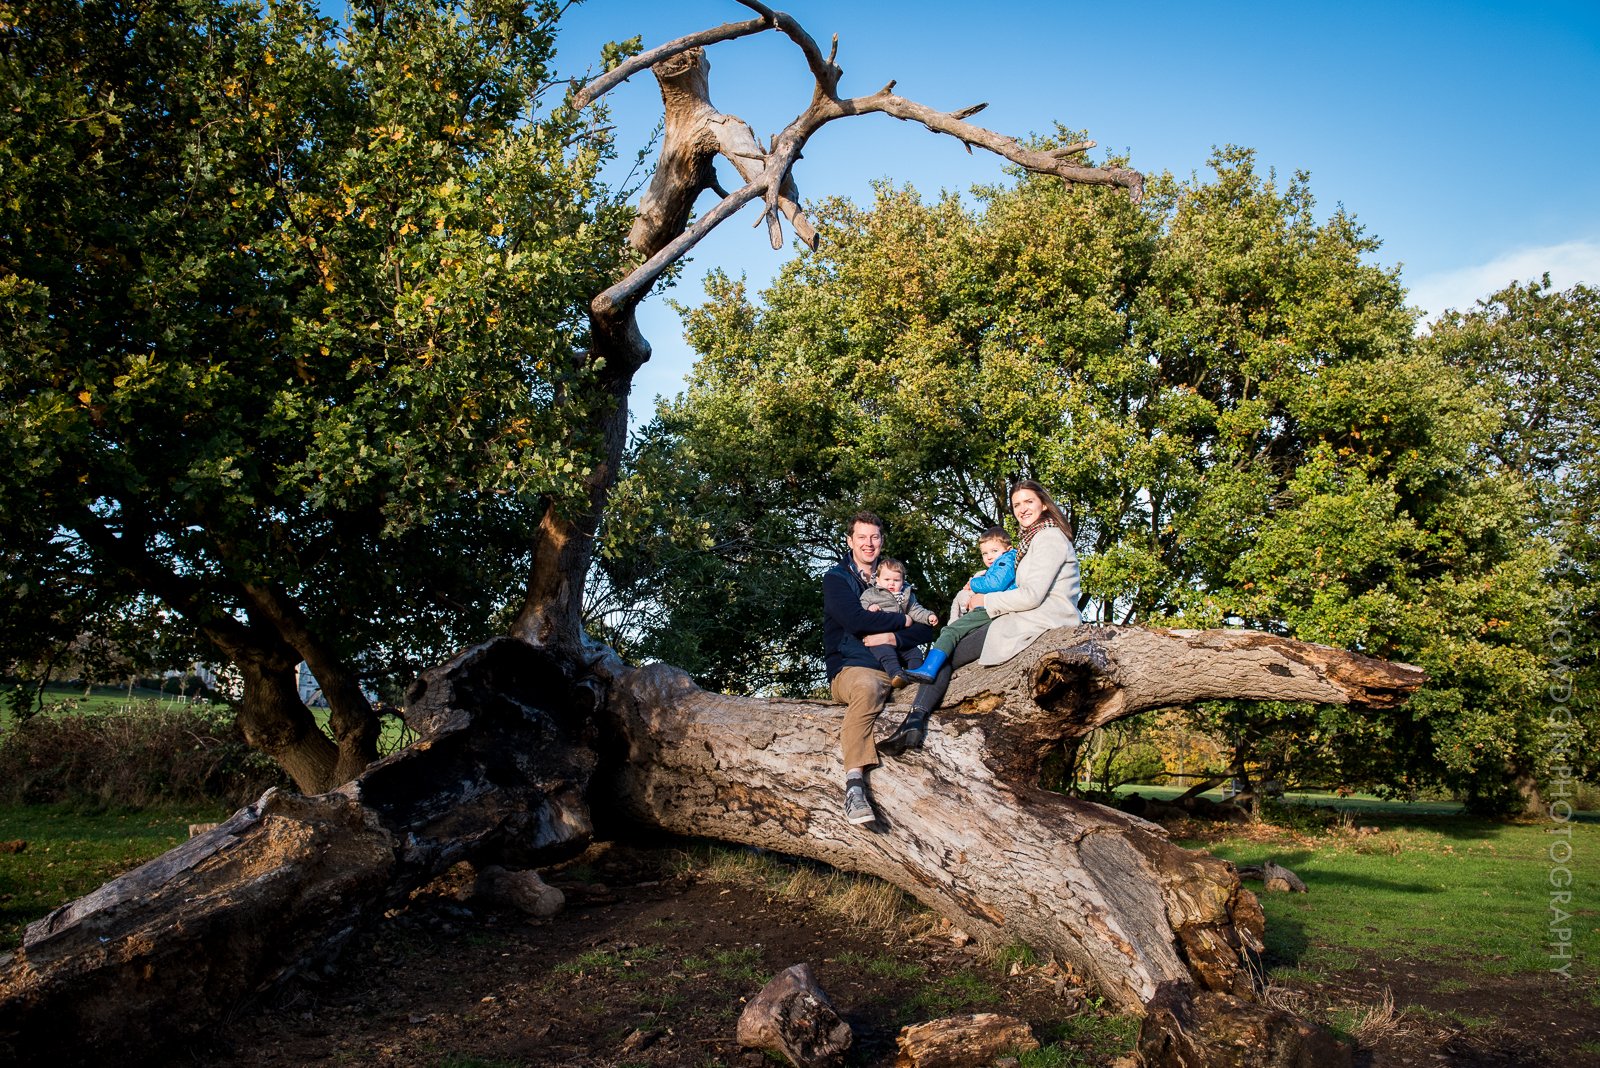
[822,552,936,681]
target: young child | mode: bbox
[904,527,1015,684]
[860,557,938,685]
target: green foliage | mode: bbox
[610,143,1592,811]
[1420,279,1600,808]
[0,0,628,706]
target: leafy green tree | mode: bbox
[0,0,628,789]
[1416,280,1600,808]
[611,147,1586,811]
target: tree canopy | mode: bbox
[0,0,629,788]
[3,1,1590,813]
[601,148,1595,812]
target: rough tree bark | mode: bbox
[604,625,1423,1009]
[0,627,1421,1063]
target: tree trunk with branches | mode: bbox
[0,6,1423,1065]
[0,628,1419,1063]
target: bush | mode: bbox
[0,701,286,808]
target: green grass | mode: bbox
[1177,810,1600,980]
[552,947,630,977]
[2,683,218,730]
[902,968,1004,1021]
[834,949,928,981]
[1025,1005,1141,1067]
[0,802,231,946]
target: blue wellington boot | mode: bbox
[901,647,947,685]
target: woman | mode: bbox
[879,479,1082,754]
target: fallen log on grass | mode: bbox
[606,625,1421,1010]
[0,626,1421,1064]
[0,639,598,1065]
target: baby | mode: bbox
[904,527,1015,684]
[860,557,938,686]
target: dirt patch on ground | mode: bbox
[1267,951,1600,1068]
[190,841,1597,1068]
[196,841,1131,1067]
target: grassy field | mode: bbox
[3,684,413,754]
[1,683,218,731]
[0,803,230,946]
[1186,817,1595,985]
[1112,784,1599,980]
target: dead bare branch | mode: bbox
[593,181,765,315]
[843,90,1144,198]
[571,15,772,110]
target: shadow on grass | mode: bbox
[1258,909,1310,969]
[1197,846,1437,896]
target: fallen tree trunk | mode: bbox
[0,626,1422,1063]
[0,639,598,1065]
[604,625,1422,1010]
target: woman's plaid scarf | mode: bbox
[1015,517,1058,561]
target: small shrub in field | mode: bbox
[0,701,286,808]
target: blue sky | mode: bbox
[548,0,1600,420]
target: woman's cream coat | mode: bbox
[976,525,1081,666]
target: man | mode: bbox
[822,510,936,825]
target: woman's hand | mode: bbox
[969,593,985,609]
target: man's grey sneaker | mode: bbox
[843,781,876,825]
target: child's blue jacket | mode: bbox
[970,548,1017,594]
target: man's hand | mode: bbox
[863,631,897,647]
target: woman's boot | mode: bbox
[878,707,931,756]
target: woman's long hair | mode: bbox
[1011,478,1073,539]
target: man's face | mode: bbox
[979,539,1008,567]
[877,570,905,595]
[848,521,884,569]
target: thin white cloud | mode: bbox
[1409,240,1600,326]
